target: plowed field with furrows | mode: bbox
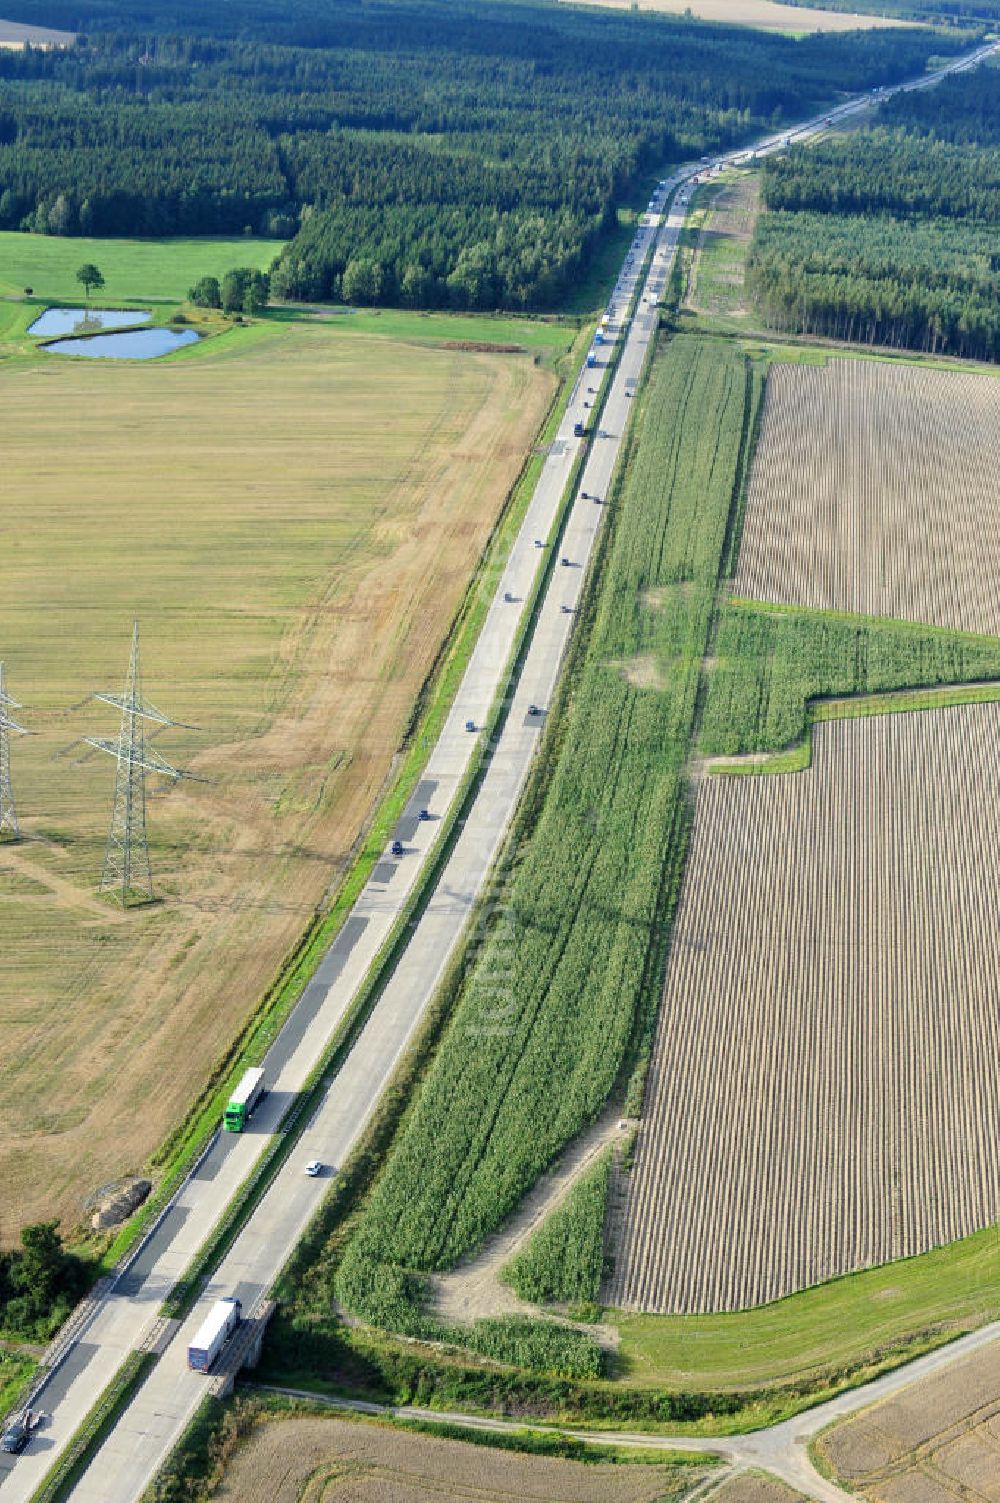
[607,703,1000,1314]
[733,360,1000,636]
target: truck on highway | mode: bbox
[187,1296,242,1372]
[223,1067,265,1132]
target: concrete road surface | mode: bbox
[1,37,995,1503]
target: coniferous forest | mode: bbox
[747,64,1000,361]
[0,0,967,311]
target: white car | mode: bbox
[304,1160,323,1177]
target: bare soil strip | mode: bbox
[734,360,1000,637]
[608,704,1000,1313]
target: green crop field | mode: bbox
[336,335,760,1332]
[0,231,283,302]
[502,1152,612,1307]
[700,600,1000,758]
[0,307,561,1243]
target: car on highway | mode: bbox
[390,839,404,856]
[304,1160,323,1177]
[527,704,541,717]
[465,719,476,732]
[561,556,571,567]
[1,1416,32,1455]
[417,808,431,821]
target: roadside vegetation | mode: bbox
[0,1223,89,1342]
[0,1348,36,1416]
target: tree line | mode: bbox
[0,0,965,312]
[748,63,1000,362]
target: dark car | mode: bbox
[390,839,404,856]
[417,808,431,821]
[1,1419,30,1455]
[465,719,476,732]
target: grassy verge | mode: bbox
[27,1352,156,1503]
[0,1348,37,1417]
[613,1220,1000,1394]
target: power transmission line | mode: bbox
[0,661,28,842]
[86,621,195,907]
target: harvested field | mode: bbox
[560,0,908,31]
[0,318,553,1241]
[211,1414,710,1503]
[709,1477,806,1503]
[817,1337,1000,1502]
[734,359,1000,636]
[0,17,75,47]
[608,703,1000,1313]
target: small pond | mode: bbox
[28,307,152,336]
[44,327,200,360]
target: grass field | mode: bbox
[0,312,560,1242]
[816,1335,1000,1501]
[0,232,283,302]
[561,0,913,31]
[686,174,761,323]
[609,703,1000,1314]
[336,335,758,1329]
[734,358,1000,635]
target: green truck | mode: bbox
[223,1067,266,1132]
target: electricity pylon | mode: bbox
[86,621,193,907]
[0,662,28,842]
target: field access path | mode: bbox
[266,1317,1000,1503]
[2,36,996,1503]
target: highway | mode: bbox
[2,37,996,1503]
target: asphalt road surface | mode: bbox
[2,37,995,1503]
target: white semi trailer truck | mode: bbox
[187,1296,242,1373]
